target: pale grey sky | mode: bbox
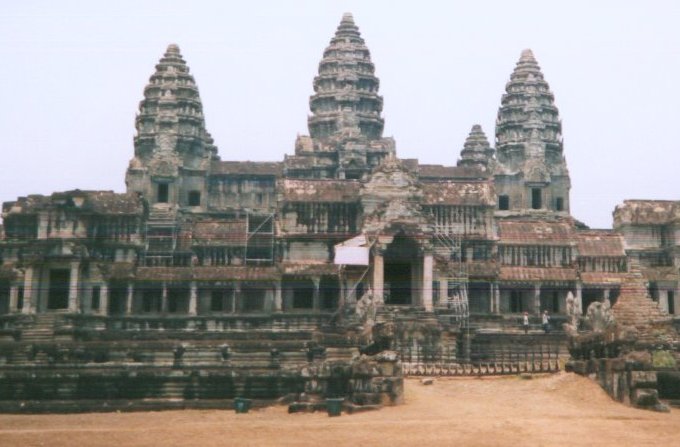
[1,0,679,229]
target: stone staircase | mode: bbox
[20,313,60,343]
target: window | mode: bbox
[531,188,542,209]
[668,291,675,315]
[91,286,101,310]
[188,190,201,206]
[498,195,509,210]
[157,183,169,203]
[555,197,564,211]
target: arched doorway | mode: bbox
[383,234,420,305]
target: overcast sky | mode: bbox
[1,0,678,229]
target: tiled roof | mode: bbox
[421,181,495,206]
[575,230,626,257]
[210,161,283,176]
[614,200,680,226]
[499,266,577,282]
[579,272,628,285]
[192,220,247,246]
[281,179,361,202]
[498,221,574,246]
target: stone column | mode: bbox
[126,283,134,315]
[658,289,669,313]
[274,280,283,312]
[494,284,501,314]
[533,283,541,315]
[312,276,321,312]
[603,288,611,302]
[188,281,198,315]
[99,284,109,316]
[440,280,448,307]
[422,254,434,312]
[489,283,495,313]
[372,251,384,305]
[233,282,241,313]
[68,261,80,313]
[575,283,583,315]
[9,286,19,314]
[161,282,168,313]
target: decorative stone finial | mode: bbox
[165,44,181,56]
[520,48,536,63]
[458,124,494,169]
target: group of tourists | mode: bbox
[522,310,551,334]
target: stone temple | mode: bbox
[0,13,678,410]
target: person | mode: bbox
[522,311,529,334]
[542,310,551,333]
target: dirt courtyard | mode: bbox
[1,373,679,447]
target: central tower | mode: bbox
[284,13,395,180]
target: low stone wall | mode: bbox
[567,358,668,411]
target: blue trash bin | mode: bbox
[326,398,344,417]
[234,397,252,414]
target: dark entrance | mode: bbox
[384,234,419,305]
[48,269,70,310]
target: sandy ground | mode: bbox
[1,373,679,447]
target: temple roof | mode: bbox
[575,230,626,257]
[421,181,495,206]
[2,190,144,216]
[613,200,680,226]
[210,161,283,177]
[498,220,574,246]
[307,13,384,141]
[280,179,361,202]
[499,266,577,282]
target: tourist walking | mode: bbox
[522,311,529,334]
[542,310,551,333]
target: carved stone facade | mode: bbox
[0,13,677,407]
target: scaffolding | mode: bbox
[143,206,178,267]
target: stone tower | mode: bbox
[457,124,494,171]
[285,13,395,179]
[494,49,570,214]
[125,44,218,210]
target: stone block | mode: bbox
[632,388,659,408]
[630,371,657,389]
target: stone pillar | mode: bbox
[99,284,109,316]
[233,282,241,313]
[422,254,434,312]
[489,283,495,313]
[534,283,541,315]
[188,281,198,315]
[372,252,384,305]
[575,283,583,315]
[312,276,321,312]
[274,280,283,312]
[440,280,448,307]
[603,288,611,302]
[9,286,19,314]
[658,289,669,313]
[126,283,134,315]
[68,261,80,313]
[161,282,168,313]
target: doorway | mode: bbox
[47,269,70,310]
[383,234,419,305]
